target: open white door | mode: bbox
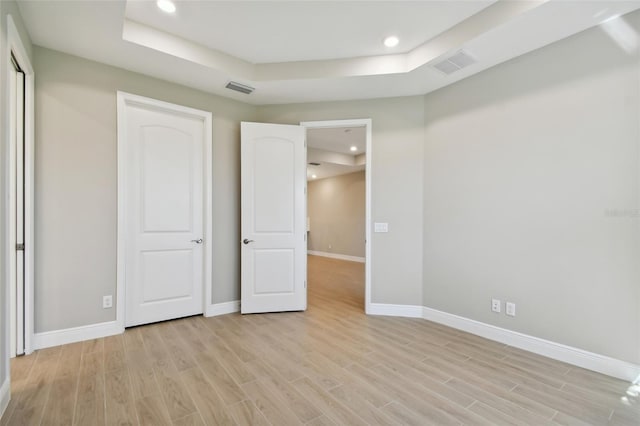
[119,93,212,327]
[241,122,307,314]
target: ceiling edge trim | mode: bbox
[122,0,548,83]
[122,18,254,79]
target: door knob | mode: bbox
[243,239,255,245]
[191,239,203,244]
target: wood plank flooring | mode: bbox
[2,255,638,425]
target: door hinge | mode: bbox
[304,281,307,288]
[304,233,307,242]
[16,243,24,251]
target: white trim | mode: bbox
[116,91,213,329]
[420,306,639,382]
[369,303,423,318]
[32,321,123,350]
[8,47,17,360]
[6,15,35,357]
[300,119,372,314]
[205,301,240,317]
[307,250,365,263]
[370,303,640,381]
[0,378,8,420]
[0,377,9,420]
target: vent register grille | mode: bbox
[225,81,255,94]
[432,50,476,75]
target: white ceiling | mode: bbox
[307,127,366,155]
[16,1,640,105]
[124,1,494,64]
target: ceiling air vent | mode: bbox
[225,81,254,94]
[432,50,476,75]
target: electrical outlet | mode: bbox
[491,298,501,313]
[103,295,113,309]
[328,244,332,249]
[506,302,516,317]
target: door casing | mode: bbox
[116,91,213,329]
[300,119,372,314]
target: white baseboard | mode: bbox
[205,300,240,317]
[32,320,123,350]
[0,377,9,420]
[308,251,365,263]
[420,306,640,382]
[368,303,640,382]
[369,303,423,318]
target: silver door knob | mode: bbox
[191,239,203,244]
[243,239,255,245]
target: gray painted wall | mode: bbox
[422,13,640,364]
[0,0,32,403]
[308,171,365,258]
[34,47,257,332]
[257,97,425,305]
[34,49,425,330]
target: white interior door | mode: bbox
[241,122,307,314]
[9,58,25,357]
[122,96,209,327]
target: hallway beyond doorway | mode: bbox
[307,254,364,313]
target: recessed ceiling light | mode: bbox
[383,36,399,48]
[350,146,357,152]
[311,174,317,179]
[157,0,176,13]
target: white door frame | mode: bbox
[300,119,372,314]
[6,15,35,356]
[116,92,213,329]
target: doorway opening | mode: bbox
[301,119,372,313]
[7,15,35,357]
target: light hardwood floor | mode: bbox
[2,255,638,425]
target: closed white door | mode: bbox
[241,122,307,314]
[121,95,209,327]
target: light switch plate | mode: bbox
[374,222,389,233]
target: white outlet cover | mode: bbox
[374,222,389,233]
[506,302,516,317]
[103,295,113,309]
[491,298,501,313]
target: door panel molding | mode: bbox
[117,92,212,329]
